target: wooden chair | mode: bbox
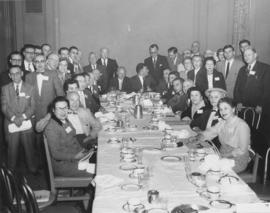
[43,136,94,210]
[239,148,261,183]
[0,166,22,213]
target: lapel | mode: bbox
[40,72,50,97]
[136,75,143,88]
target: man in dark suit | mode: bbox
[21,44,35,74]
[68,46,83,76]
[74,73,100,113]
[144,44,169,85]
[46,53,59,72]
[1,65,37,173]
[96,47,118,84]
[156,68,171,94]
[235,39,251,64]
[216,45,244,98]
[167,47,183,72]
[234,47,270,114]
[196,57,226,92]
[108,66,131,93]
[130,63,155,93]
[25,54,64,122]
[187,55,204,83]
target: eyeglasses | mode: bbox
[25,51,35,54]
[35,60,45,63]
[11,59,22,62]
[55,106,69,111]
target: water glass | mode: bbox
[135,147,143,164]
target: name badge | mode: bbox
[43,75,49,81]
[249,70,256,75]
[197,109,203,114]
[19,93,26,97]
[214,77,220,81]
[65,126,72,133]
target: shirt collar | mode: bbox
[249,60,256,70]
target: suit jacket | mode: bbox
[130,75,156,93]
[187,67,205,83]
[196,69,226,92]
[234,61,270,107]
[96,58,118,81]
[76,107,101,137]
[108,77,131,93]
[190,109,221,130]
[155,78,170,94]
[216,59,244,98]
[0,70,11,89]
[25,70,64,121]
[83,89,100,113]
[167,92,188,113]
[1,82,35,127]
[144,54,169,85]
[167,54,183,72]
[181,105,210,120]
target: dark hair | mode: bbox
[8,51,23,65]
[73,73,85,80]
[149,44,159,50]
[218,97,236,109]
[223,44,234,52]
[69,46,78,52]
[9,65,22,73]
[168,47,178,54]
[59,57,69,64]
[34,45,42,50]
[50,96,69,111]
[216,48,224,55]
[21,44,35,53]
[41,43,51,49]
[172,77,184,85]
[187,86,204,99]
[63,79,79,93]
[191,54,203,61]
[136,63,146,74]
[169,71,180,78]
[204,56,216,66]
[239,39,251,47]
[183,56,192,63]
[58,47,69,55]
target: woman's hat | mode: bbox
[205,87,227,97]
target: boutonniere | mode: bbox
[25,95,30,99]
[159,64,163,67]
[84,94,88,98]
[249,70,256,75]
[98,85,101,90]
[197,109,203,114]
[19,93,26,97]
[214,77,220,81]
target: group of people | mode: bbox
[0,39,269,176]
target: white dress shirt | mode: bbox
[14,81,22,95]
[37,73,47,96]
[138,75,144,88]
[102,58,107,66]
[118,78,123,90]
[67,113,84,134]
[78,90,86,108]
[24,60,35,72]
[225,58,234,76]
[207,74,214,89]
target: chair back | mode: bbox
[263,147,270,185]
[0,167,22,213]
[20,178,40,213]
[43,136,56,194]
[237,107,261,130]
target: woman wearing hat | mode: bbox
[181,86,210,121]
[190,87,227,148]
[197,97,250,173]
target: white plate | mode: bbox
[209,200,234,209]
[119,164,137,171]
[122,203,145,212]
[161,156,182,162]
[107,139,121,144]
[121,183,141,191]
[148,208,169,213]
[143,147,161,153]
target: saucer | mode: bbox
[121,183,142,191]
[119,164,137,171]
[122,202,145,212]
[209,200,234,209]
[143,147,161,153]
[161,156,182,162]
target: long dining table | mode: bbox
[91,94,262,213]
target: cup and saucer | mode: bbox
[200,185,221,200]
[122,198,145,212]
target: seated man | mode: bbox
[44,96,90,177]
[108,66,131,93]
[161,71,179,104]
[130,63,155,92]
[92,68,108,94]
[155,68,171,94]
[66,92,101,149]
[167,78,187,113]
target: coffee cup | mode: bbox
[207,185,220,200]
[127,198,142,211]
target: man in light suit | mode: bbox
[108,66,132,93]
[66,92,101,149]
[1,66,37,173]
[216,45,244,98]
[144,44,169,86]
[25,54,64,122]
[167,47,183,72]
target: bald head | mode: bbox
[47,53,59,70]
[66,91,80,111]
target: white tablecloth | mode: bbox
[92,109,260,213]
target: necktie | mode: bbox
[225,62,230,78]
[211,111,219,126]
[15,84,19,96]
[153,57,156,68]
[27,63,31,71]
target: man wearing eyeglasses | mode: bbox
[22,44,36,74]
[1,65,37,173]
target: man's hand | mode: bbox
[74,150,86,160]
[255,105,262,114]
[13,117,23,127]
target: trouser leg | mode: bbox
[7,132,20,171]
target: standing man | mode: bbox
[236,39,251,63]
[22,44,35,74]
[191,41,201,57]
[1,65,37,173]
[216,45,244,98]
[167,47,183,72]
[234,47,270,114]
[68,46,83,75]
[96,47,118,84]
[188,55,204,83]
[144,44,169,86]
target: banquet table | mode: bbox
[92,96,261,213]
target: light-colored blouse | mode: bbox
[202,116,250,157]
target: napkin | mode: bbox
[124,92,136,99]
[8,120,32,133]
[155,107,172,114]
[168,129,190,139]
[95,112,115,120]
[94,175,124,189]
[78,150,96,174]
[158,121,172,131]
